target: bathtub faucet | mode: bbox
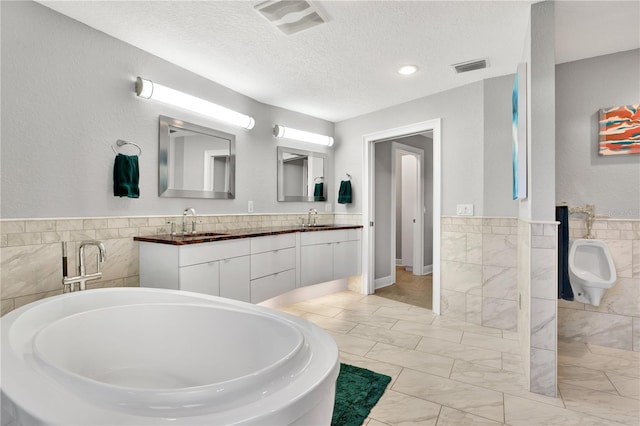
[62,240,107,293]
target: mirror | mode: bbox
[277,146,327,202]
[159,116,235,199]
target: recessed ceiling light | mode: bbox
[397,65,419,76]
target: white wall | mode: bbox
[335,76,517,220]
[0,1,334,219]
[518,0,556,221]
[335,81,485,216]
[484,75,519,217]
[395,154,403,260]
[374,142,393,280]
[401,155,417,268]
[556,49,640,219]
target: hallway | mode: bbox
[375,266,432,310]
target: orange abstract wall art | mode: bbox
[598,104,640,155]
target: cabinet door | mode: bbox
[300,244,333,286]
[179,261,220,296]
[333,240,361,279]
[220,256,251,303]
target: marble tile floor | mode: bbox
[278,291,640,426]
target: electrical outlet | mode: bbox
[456,204,474,216]
[247,200,254,213]
[325,203,332,212]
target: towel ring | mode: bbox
[112,139,142,156]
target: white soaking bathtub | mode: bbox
[1,288,339,425]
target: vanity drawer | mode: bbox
[300,229,360,246]
[250,234,296,254]
[179,239,250,267]
[251,247,295,279]
[251,269,296,304]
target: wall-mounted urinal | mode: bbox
[568,239,617,306]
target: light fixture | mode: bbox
[397,65,419,76]
[135,77,255,130]
[273,125,334,146]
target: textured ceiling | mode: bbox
[39,1,639,123]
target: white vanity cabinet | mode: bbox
[179,260,220,296]
[139,239,251,301]
[300,229,362,286]
[138,226,362,304]
[250,234,297,303]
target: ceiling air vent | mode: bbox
[254,0,326,35]
[451,58,488,74]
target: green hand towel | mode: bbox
[338,180,352,204]
[314,182,324,200]
[113,154,140,198]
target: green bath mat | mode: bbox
[332,363,392,426]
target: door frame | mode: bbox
[362,119,442,314]
[392,142,425,277]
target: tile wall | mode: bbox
[517,220,532,392]
[517,219,559,398]
[558,218,640,352]
[440,217,518,330]
[1,213,360,315]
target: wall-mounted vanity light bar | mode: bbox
[273,124,334,147]
[135,77,255,130]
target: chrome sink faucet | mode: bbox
[307,208,318,227]
[183,208,197,234]
[62,240,107,292]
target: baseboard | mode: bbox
[423,264,433,275]
[374,275,394,289]
[396,258,402,265]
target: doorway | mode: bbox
[372,139,433,309]
[393,142,429,277]
[362,119,442,314]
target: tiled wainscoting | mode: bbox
[559,218,640,352]
[0,213,360,316]
[441,216,559,398]
[440,217,518,330]
[518,220,559,398]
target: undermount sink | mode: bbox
[180,232,227,238]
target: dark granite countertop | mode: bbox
[134,224,363,246]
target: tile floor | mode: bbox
[374,267,432,310]
[278,291,640,426]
